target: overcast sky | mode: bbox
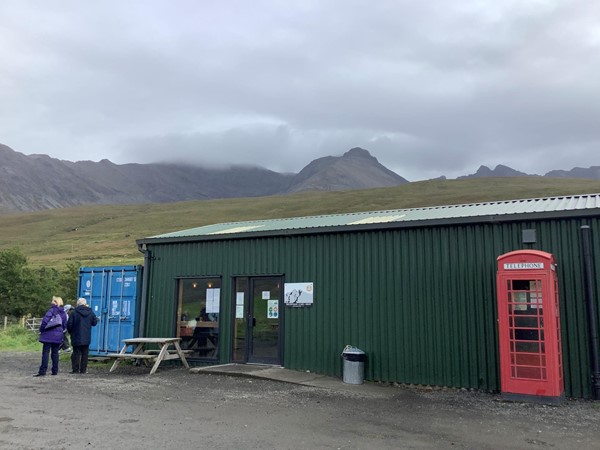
[1,1,599,181]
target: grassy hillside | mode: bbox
[2,177,600,269]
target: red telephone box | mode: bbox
[496,250,564,402]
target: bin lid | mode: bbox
[342,345,365,355]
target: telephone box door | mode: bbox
[496,250,564,401]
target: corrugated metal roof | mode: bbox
[145,193,600,241]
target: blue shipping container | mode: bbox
[78,265,143,356]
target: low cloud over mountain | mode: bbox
[2,143,599,214]
[0,144,407,213]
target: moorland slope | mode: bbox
[3,177,600,269]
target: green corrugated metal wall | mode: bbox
[143,216,600,398]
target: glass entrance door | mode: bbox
[249,277,282,364]
[232,276,282,365]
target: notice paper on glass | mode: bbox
[206,288,221,313]
[262,291,270,300]
[236,292,244,305]
[235,292,244,318]
[236,305,244,319]
[267,300,279,319]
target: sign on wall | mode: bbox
[284,282,314,307]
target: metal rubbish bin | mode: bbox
[341,345,366,385]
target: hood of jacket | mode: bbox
[75,305,94,317]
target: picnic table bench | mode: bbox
[107,337,190,375]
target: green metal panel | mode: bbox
[142,216,600,398]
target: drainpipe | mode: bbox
[581,225,600,400]
[137,243,152,339]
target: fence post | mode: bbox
[3,316,7,330]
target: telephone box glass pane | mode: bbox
[516,367,542,379]
[516,341,539,352]
[507,278,546,381]
[511,291,528,311]
[514,316,539,329]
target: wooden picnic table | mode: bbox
[108,337,190,375]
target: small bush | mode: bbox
[0,325,41,352]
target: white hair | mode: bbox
[77,298,87,306]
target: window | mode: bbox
[176,277,221,359]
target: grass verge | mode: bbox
[0,325,41,352]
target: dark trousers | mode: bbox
[39,342,60,375]
[71,345,90,373]
[61,332,70,350]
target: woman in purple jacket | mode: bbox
[34,296,68,377]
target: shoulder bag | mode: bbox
[45,313,63,329]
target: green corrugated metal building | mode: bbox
[137,193,600,398]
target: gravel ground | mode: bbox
[1,351,599,449]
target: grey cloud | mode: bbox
[0,0,599,181]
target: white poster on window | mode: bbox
[235,292,245,318]
[262,291,270,300]
[267,300,279,319]
[236,305,245,319]
[284,282,314,306]
[206,288,220,313]
[236,292,244,305]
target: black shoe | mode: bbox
[33,373,45,377]
[51,373,58,376]
[70,370,78,374]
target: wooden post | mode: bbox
[3,316,7,330]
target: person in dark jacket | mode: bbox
[60,304,72,352]
[35,296,68,377]
[67,297,98,374]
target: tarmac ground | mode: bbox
[1,352,600,449]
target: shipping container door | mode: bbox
[80,266,140,355]
[106,269,138,352]
[80,268,110,353]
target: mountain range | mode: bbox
[0,144,406,213]
[1,142,599,213]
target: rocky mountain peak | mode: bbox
[343,147,375,159]
[458,164,532,179]
[287,148,407,193]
